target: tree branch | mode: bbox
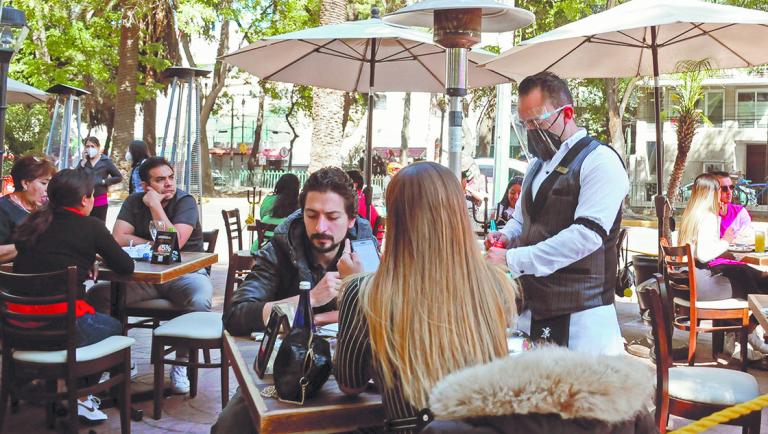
[179,32,197,68]
[619,78,640,116]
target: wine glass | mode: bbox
[149,220,166,241]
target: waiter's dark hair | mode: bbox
[14,169,94,250]
[519,71,573,107]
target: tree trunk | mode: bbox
[112,4,140,159]
[248,92,265,170]
[605,77,626,163]
[400,92,410,165]
[308,0,347,172]
[666,116,696,207]
[142,98,157,155]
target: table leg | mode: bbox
[109,281,127,334]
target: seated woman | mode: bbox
[495,176,522,227]
[251,173,300,251]
[0,156,55,263]
[127,139,151,194]
[679,173,768,356]
[10,169,135,422]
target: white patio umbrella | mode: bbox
[7,78,47,103]
[221,9,512,219]
[482,0,768,243]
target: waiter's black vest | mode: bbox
[518,136,621,320]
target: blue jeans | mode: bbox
[75,312,122,347]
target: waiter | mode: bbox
[486,71,628,355]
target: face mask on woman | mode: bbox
[86,148,99,159]
[126,151,132,162]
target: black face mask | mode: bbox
[526,128,563,161]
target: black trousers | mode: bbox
[89,204,108,222]
[710,263,768,298]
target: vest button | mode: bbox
[520,270,525,274]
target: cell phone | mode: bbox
[350,239,380,272]
[254,307,289,378]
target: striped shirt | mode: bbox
[336,276,419,433]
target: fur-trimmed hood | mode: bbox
[429,346,654,424]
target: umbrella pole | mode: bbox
[651,26,666,264]
[364,38,377,223]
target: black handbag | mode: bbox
[271,324,333,404]
[615,229,635,297]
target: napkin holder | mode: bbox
[151,231,182,264]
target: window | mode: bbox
[736,90,768,128]
[646,141,657,176]
[703,91,724,127]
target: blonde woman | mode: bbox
[335,162,517,432]
[679,173,768,356]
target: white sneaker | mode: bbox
[749,327,768,353]
[732,338,764,362]
[78,395,108,421]
[169,364,190,395]
[98,361,138,383]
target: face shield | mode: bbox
[512,105,570,162]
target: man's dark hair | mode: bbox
[519,71,573,107]
[138,156,173,183]
[299,167,357,219]
[709,170,731,179]
[346,170,364,190]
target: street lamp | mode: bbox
[0,3,27,190]
[385,0,533,177]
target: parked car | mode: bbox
[474,157,528,184]
[212,170,227,187]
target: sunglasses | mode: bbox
[720,185,735,192]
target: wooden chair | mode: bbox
[125,229,219,330]
[639,280,761,434]
[222,209,243,258]
[0,267,134,433]
[151,252,254,419]
[660,239,751,370]
[252,219,278,251]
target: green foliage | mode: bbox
[671,59,715,126]
[4,104,51,156]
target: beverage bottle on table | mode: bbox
[293,281,315,331]
[756,230,766,253]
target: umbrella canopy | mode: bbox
[7,78,48,103]
[482,0,768,247]
[221,17,512,93]
[483,0,768,79]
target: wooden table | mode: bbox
[223,331,384,433]
[748,294,768,332]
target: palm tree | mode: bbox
[308,0,348,172]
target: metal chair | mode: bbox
[0,267,134,433]
[639,280,761,434]
[151,252,254,419]
[660,239,750,370]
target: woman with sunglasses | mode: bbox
[710,171,753,244]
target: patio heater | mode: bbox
[0,3,27,189]
[385,0,533,177]
[160,66,211,217]
[45,84,90,170]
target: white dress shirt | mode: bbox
[500,129,629,356]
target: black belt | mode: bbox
[385,408,433,432]
[531,313,571,347]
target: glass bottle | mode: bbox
[293,281,315,331]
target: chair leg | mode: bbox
[121,350,131,434]
[153,338,164,420]
[712,328,724,358]
[0,352,10,432]
[687,326,697,366]
[739,328,748,372]
[189,348,199,398]
[45,380,56,429]
[67,377,79,434]
[204,349,211,364]
[220,352,229,408]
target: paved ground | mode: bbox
[2,197,767,433]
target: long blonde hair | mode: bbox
[678,173,721,246]
[359,162,518,409]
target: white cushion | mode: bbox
[13,336,135,364]
[669,367,759,406]
[153,312,223,340]
[674,297,748,310]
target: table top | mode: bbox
[223,331,384,434]
[748,294,768,333]
[99,251,218,284]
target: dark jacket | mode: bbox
[423,346,657,434]
[224,210,375,335]
[78,154,122,197]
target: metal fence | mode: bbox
[215,169,387,192]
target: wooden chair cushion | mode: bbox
[153,312,222,340]
[12,335,135,364]
[672,297,748,310]
[669,367,759,406]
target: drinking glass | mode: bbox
[756,230,766,253]
[149,220,166,241]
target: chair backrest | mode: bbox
[0,267,79,364]
[659,239,698,322]
[223,253,255,314]
[637,278,671,434]
[203,229,219,254]
[253,219,278,251]
[221,209,243,257]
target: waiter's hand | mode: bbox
[485,231,509,250]
[485,247,509,269]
